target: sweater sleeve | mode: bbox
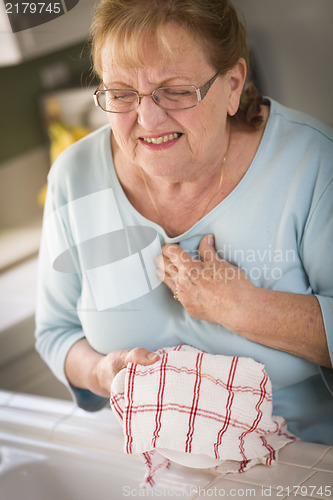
[301,176,333,369]
[35,177,108,411]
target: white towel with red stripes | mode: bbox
[110,345,295,486]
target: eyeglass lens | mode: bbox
[97,86,199,112]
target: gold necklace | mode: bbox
[138,131,230,237]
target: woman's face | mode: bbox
[101,23,245,181]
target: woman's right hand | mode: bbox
[92,347,160,398]
[65,339,160,399]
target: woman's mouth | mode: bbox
[140,133,182,145]
[140,132,183,149]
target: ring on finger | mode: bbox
[173,287,180,301]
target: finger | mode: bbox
[158,269,177,292]
[162,243,192,269]
[155,254,178,280]
[198,234,219,262]
[124,347,160,367]
[154,253,180,296]
[162,244,202,284]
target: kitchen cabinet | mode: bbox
[0,0,95,66]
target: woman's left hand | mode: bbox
[156,235,331,368]
[155,234,255,330]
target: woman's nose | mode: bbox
[136,95,169,130]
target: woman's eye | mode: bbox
[165,89,191,96]
[109,91,136,100]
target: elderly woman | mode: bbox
[35,0,333,444]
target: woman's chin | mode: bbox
[135,152,191,180]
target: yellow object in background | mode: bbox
[37,184,48,208]
[49,121,91,165]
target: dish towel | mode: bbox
[110,345,295,487]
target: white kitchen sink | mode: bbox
[0,391,217,500]
[0,440,154,500]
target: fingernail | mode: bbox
[147,352,160,361]
[207,234,215,246]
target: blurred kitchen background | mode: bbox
[0,0,332,399]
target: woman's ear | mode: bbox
[227,57,247,117]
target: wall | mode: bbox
[232,0,333,127]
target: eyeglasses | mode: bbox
[93,72,220,113]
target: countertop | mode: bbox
[0,390,332,500]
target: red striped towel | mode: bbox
[110,345,295,487]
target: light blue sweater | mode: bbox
[35,99,333,443]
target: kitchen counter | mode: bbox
[0,390,332,500]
